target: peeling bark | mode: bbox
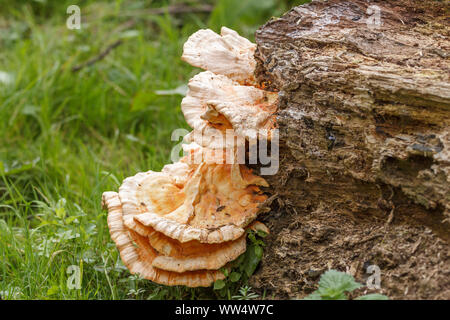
[252,0,449,299]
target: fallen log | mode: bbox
[252,0,449,299]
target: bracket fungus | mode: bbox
[182,71,278,147]
[120,148,268,244]
[182,27,257,84]
[102,27,278,287]
[103,192,226,287]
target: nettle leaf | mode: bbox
[316,288,348,300]
[318,270,362,294]
[304,270,364,300]
[302,292,324,300]
[356,294,389,300]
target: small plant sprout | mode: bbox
[213,226,268,299]
[304,270,388,300]
[232,286,260,300]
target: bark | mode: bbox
[252,0,449,299]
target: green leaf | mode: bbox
[46,285,59,296]
[244,245,262,277]
[247,231,257,243]
[55,207,66,219]
[318,270,362,294]
[232,253,245,268]
[55,198,67,219]
[219,286,228,298]
[257,230,268,238]
[220,267,229,277]
[65,215,80,224]
[356,294,389,300]
[254,245,263,259]
[316,288,348,300]
[230,272,241,283]
[213,279,225,290]
[303,270,363,300]
[303,292,323,300]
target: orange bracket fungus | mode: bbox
[182,71,278,147]
[102,28,278,287]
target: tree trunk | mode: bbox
[251,0,449,299]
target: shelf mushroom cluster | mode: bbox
[102,27,278,287]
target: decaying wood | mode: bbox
[252,0,449,299]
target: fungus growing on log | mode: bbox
[103,192,226,287]
[122,148,268,244]
[103,154,268,286]
[102,27,277,287]
[182,27,257,84]
[182,71,278,147]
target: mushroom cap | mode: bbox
[134,211,245,244]
[182,27,256,84]
[123,217,247,272]
[151,234,246,273]
[118,145,268,243]
[181,71,278,148]
[161,161,191,186]
[146,226,242,258]
[103,191,225,287]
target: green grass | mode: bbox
[0,0,308,300]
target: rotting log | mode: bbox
[252,0,449,299]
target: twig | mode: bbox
[71,4,213,72]
[71,40,123,72]
[350,233,384,247]
[385,206,395,226]
[410,237,422,254]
